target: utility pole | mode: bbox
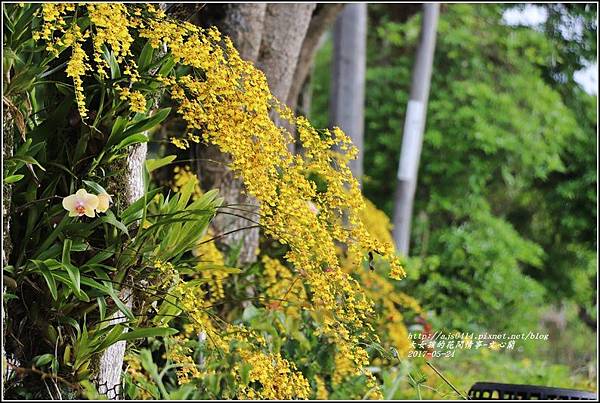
[329,3,367,184]
[392,4,440,255]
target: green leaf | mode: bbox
[85,250,114,266]
[158,57,175,76]
[62,239,72,266]
[240,363,252,386]
[138,40,155,70]
[121,187,162,225]
[63,263,83,298]
[31,259,58,300]
[4,174,24,183]
[51,272,93,302]
[117,327,178,342]
[152,294,182,326]
[98,297,107,322]
[106,286,135,321]
[242,305,260,322]
[145,155,176,173]
[35,215,69,258]
[34,353,55,367]
[97,324,126,351]
[114,133,148,151]
[121,108,171,138]
[78,276,110,294]
[99,210,129,236]
[83,180,108,195]
[107,116,129,147]
[102,46,121,80]
[7,155,46,171]
[168,384,194,400]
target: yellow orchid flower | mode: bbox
[96,192,112,213]
[62,189,99,218]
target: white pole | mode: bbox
[392,4,440,255]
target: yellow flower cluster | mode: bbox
[165,335,202,385]
[64,34,90,119]
[171,166,202,200]
[314,375,329,400]
[194,230,229,303]
[161,324,311,400]
[142,5,403,385]
[153,259,176,278]
[359,198,395,247]
[344,200,423,357]
[237,349,311,400]
[261,256,307,319]
[172,280,210,334]
[87,4,137,77]
[34,3,74,43]
[332,351,356,386]
[35,4,146,118]
[117,86,147,113]
[124,353,154,399]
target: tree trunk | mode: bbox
[2,99,15,399]
[392,4,440,255]
[2,105,13,275]
[257,4,317,104]
[286,4,345,112]
[329,4,368,184]
[258,3,316,155]
[95,143,146,399]
[218,4,267,62]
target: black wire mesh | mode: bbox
[468,382,597,400]
[94,378,125,400]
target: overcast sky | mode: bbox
[503,4,597,95]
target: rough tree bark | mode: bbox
[257,4,317,103]
[329,4,368,184]
[286,4,345,113]
[217,4,267,62]
[258,3,316,154]
[2,104,13,274]
[2,99,15,399]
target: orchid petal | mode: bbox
[96,193,112,213]
[75,189,88,198]
[62,194,78,211]
[83,193,99,210]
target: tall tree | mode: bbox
[329,4,368,183]
[391,4,440,255]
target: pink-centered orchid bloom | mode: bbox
[62,189,99,218]
[96,192,112,213]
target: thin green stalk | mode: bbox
[426,361,468,400]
